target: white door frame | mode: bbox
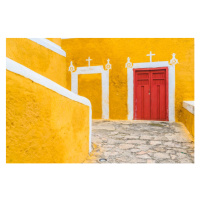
[127,61,176,121]
[71,66,109,119]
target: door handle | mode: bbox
[148,89,151,95]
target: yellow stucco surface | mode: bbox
[46,38,62,46]
[6,38,70,90]
[78,73,102,119]
[62,38,194,121]
[6,70,90,163]
[179,108,194,137]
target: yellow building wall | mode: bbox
[6,38,70,90]
[47,38,62,47]
[179,108,194,137]
[78,74,102,119]
[6,70,90,163]
[62,38,194,121]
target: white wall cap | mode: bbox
[183,101,195,114]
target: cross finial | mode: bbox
[170,53,178,65]
[125,57,133,68]
[105,58,112,70]
[68,61,75,72]
[86,57,92,67]
[147,51,155,62]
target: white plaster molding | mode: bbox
[127,60,176,121]
[28,38,66,57]
[6,57,92,152]
[183,101,195,115]
[70,64,110,119]
[133,61,169,68]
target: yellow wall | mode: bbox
[47,38,62,46]
[6,38,70,90]
[78,73,102,119]
[62,38,194,121]
[179,108,194,137]
[6,71,90,163]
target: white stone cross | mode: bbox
[86,57,92,67]
[147,51,155,62]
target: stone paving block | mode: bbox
[127,140,147,145]
[140,135,155,140]
[170,154,177,160]
[93,125,115,131]
[154,153,170,159]
[150,141,162,145]
[136,154,152,159]
[136,151,147,155]
[147,159,156,163]
[125,135,140,140]
[119,144,135,150]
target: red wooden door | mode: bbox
[134,71,151,120]
[134,68,168,121]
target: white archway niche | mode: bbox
[71,66,110,119]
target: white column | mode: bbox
[71,73,78,94]
[89,106,92,152]
[127,68,133,120]
[102,70,109,119]
[168,65,175,121]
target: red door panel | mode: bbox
[134,68,168,121]
[151,70,166,120]
[135,71,151,120]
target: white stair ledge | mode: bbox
[183,101,195,115]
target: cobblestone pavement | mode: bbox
[83,120,194,163]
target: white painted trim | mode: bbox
[28,38,66,57]
[127,61,175,121]
[71,65,110,119]
[6,58,92,153]
[183,101,195,115]
[127,68,133,120]
[133,61,169,68]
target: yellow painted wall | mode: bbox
[179,108,194,137]
[6,38,70,90]
[47,38,62,46]
[6,70,90,163]
[62,38,194,121]
[78,73,102,119]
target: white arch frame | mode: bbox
[71,66,110,119]
[127,61,176,121]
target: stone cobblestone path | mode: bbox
[83,120,194,163]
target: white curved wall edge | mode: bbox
[183,101,195,115]
[6,58,92,153]
[127,61,175,121]
[28,38,66,57]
